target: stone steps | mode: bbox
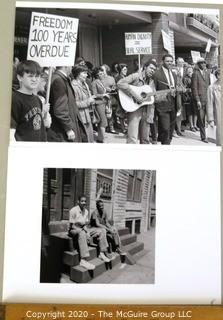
[120,233,137,246]
[70,254,121,283]
[69,241,144,283]
[48,224,144,283]
[62,233,137,268]
[63,246,97,267]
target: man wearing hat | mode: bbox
[191,58,210,143]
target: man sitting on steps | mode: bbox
[68,195,111,270]
[90,199,126,258]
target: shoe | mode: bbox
[190,127,196,132]
[79,259,95,270]
[109,129,118,134]
[116,248,126,255]
[172,133,179,138]
[176,131,183,136]
[151,140,157,145]
[202,139,209,143]
[98,252,110,263]
[194,127,199,131]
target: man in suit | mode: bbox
[153,54,177,145]
[117,59,157,144]
[49,66,86,142]
[191,58,210,143]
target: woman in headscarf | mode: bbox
[72,65,95,143]
[91,67,110,143]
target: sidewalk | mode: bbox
[90,227,155,284]
[61,227,156,284]
[103,128,215,146]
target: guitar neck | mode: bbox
[154,87,189,97]
[155,89,172,97]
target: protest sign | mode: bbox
[191,50,201,63]
[205,39,212,53]
[27,12,79,67]
[161,30,172,54]
[125,32,152,55]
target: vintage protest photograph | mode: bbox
[11,3,220,145]
[40,168,156,284]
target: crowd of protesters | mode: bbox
[11,54,221,145]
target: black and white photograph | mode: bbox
[2,0,222,306]
[41,168,156,284]
[11,3,220,145]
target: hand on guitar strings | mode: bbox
[133,94,143,104]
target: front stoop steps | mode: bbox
[49,221,144,283]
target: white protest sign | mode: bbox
[205,39,212,53]
[161,30,172,54]
[27,12,79,67]
[125,32,152,55]
[191,51,201,63]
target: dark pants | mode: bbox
[150,121,157,142]
[157,109,176,144]
[196,105,207,141]
[106,228,122,252]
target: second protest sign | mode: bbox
[125,32,152,55]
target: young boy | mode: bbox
[10,60,47,141]
[33,71,52,130]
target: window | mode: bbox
[127,170,143,202]
[125,219,142,234]
[96,169,113,200]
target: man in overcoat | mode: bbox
[49,66,86,142]
[191,58,210,143]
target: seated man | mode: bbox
[68,195,110,270]
[90,199,126,257]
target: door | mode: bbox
[45,169,85,221]
[78,23,100,67]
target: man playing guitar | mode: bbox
[117,59,157,144]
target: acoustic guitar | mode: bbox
[119,84,184,113]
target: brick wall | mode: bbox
[112,170,154,231]
[112,170,129,228]
[141,170,154,232]
[42,168,48,210]
[169,29,175,62]
[84,169,97,214]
